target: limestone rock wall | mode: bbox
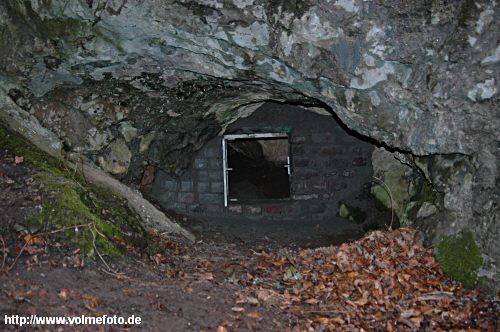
[0,0,498,292]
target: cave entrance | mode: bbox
[222,133,291,206]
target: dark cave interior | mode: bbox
[227,137,291,203]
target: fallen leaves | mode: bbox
[58,288,77,300]
[231,228,498,331]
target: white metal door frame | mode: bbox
[222,133,290,207]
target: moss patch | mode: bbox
[436,231,483,289]
[457,0,480,27]
[1,124,149,257]
[0,126,69,177]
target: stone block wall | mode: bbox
[151,103,374,222]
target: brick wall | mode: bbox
[151,103,374,222]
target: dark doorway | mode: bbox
[226,136,290,203]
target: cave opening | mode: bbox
[151,102,393,248]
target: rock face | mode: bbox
[0,1,498,292]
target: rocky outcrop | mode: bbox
[0,1,498,292]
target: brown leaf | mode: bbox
[246,311,262,319]
[231,307,245,312]
[354,291,369,306]
[152,253,165,265]
[122,288,137,296]
[24,234,45,246]
[58,288,70,300]
[83,294,99,309]
[14,156,24,164]
[199,272,214,281]
[216,325,228,332]
[247,296,259,305]
[256,289,272,302]
[305,298,319,305]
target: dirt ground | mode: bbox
[0,147,498,332]
[0,144,287,331]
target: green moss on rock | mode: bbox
[436,231,483,289]
[0,126,69,177]
[1,124,149,257]
[27,173,122,256]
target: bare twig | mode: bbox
[418,291,454,301]
[36,223,94,236]
[0,235,6,271]
[90,224,120,274]
[372,176,394,230]
[98,267,164,287]
[6,240,29,272]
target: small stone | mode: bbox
[99,139,132,174]
[139,132,156,153]
[417,202,438,219]
[119,121,138,142]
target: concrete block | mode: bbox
[211,182,223,193]
[178,192,195,203]
[172,202,187,211]
[263,205,285,215]
[181,181,194,192]
[312,180,327,191]
[291,145,305,154]
[293,168,320,180]
[194,158,208,169]
[246,206,262,215]
[198,171,209,180]
[190,205,205,213]
[342,170,354,177]
[311,132,333,143]
[163,180,178,191]
[208,170,222,181]
[286,204,303,215]
[291,135,307,144]
[352,157,367,166]
[204,147,219,158]
[319,147,337,156]
[293,158,309,167]
[204,204,222,213]
[308,202,326,213]
[228,205,242,214]
[209,158,222,169]
[293,194,319,200]
[199,193,221,204]
[332,182,347,191]
[322,193,334,200]
[325,169,339,177]
[292,181,308,192]
[197,182,210,192]
[161,191,177,204]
